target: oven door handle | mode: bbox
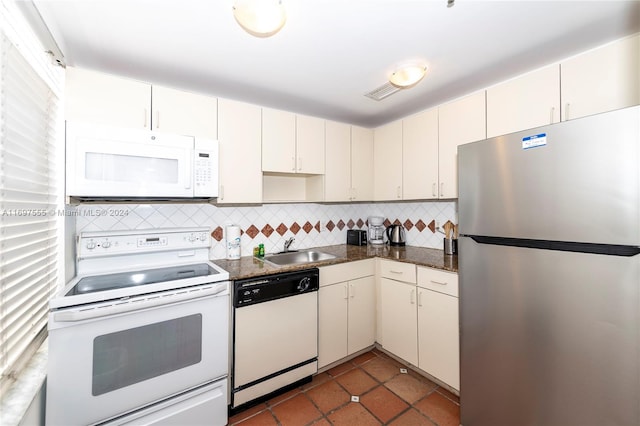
[53,283,228,322]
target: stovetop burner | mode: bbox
[67,263,219,296]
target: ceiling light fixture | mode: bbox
[233,0,287,38]
[389,64,428,89]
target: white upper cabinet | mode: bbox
[324,120,352,202]
[373,119,403,201]
[65,67,218,140]
[350,126,374,201]
[262,107,297,173]
[438,91,486,199]
[561,33,640,121]
[151,85,217,139]
[217,98,262,204]
[296,114,325,174]
[262,110,325,174]
[402,108,439,200]
[65,67,151,129]
[486,64,560,138]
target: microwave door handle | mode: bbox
[185,152,192,190]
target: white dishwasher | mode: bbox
[232,268,319,410]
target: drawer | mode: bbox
[379,259,416,284]
[319,259,375,286]
[417,266,458,297]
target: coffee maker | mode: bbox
[368,216,385,245]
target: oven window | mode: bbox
[92,314,202,396]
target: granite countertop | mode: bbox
[212,244,458,280]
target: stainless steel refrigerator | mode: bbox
[458,105,640,426]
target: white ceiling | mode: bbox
[31,0,640,127]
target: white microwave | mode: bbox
[66,121,218,199]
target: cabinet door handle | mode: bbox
[397,186,402,199]
[565,103,570,121]
[155,110,160,129]
[432,183,437,197]
[349,283,355,298]
[219,185,224,200]
[418,291,423,307]
[343,285,348,300]
[410,289,416,305]
[430,280,448,286]
[440,183,444,197]
[351,188,357,201]
[298,156,302,172]
[550,106,555,124]
[143,108,148,128]
[292,157,296,172]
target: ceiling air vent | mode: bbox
[364,82,401,101]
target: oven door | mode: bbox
[66,121,195,198]
[46,283,229,426]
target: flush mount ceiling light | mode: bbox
[233,0,287,38]
[389,64,428,89]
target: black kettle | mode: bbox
[386,224,406,246]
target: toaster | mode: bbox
[347,229,367,246]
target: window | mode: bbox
[0,2,63,396]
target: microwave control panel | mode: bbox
[194,139,219,197]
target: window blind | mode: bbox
[0,32,60,394]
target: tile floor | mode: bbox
[229,349,460,426]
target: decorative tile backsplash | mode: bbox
[74,201,457,259]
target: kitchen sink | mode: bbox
[262,250,336,266]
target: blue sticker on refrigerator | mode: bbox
[522,133,547,149]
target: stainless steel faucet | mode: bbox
[283,237,295,252]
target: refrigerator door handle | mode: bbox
[465,235,640,257]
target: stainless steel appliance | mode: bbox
[458,106,640,426]
[386,224,406,246]
[368,216,385,245]
[66,121,218,199]
[232,269,319,410]
[46,228,230,426]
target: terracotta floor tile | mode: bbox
[327,402,382,426]
[310,418,332,426]
[228,403,268,425]
[361,356,403,383]
[271,393,323,426]
[327,361,355,377]
[414,392,461,426]
[384,374,436,404]
[266,387,301,407]
[388,408,436,426]
[301,372,331,391]
[306,379,351,413]
[234,410,278,426]
[360,385,410,423]
[352,351,378,365]
[435,386,460,404]
[335,368,378,395]
[408,370,438,388]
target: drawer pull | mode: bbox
[389,270,403,274]
[430,280,448,286]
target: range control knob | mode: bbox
[102,240,111,248]
[86,241,96,250]
[297,277,312,292]
[188,233,197,242]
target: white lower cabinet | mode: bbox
[318,260,375,368]
[380,277,418,366]
[417,267,460,390]
[379,260,418,366]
